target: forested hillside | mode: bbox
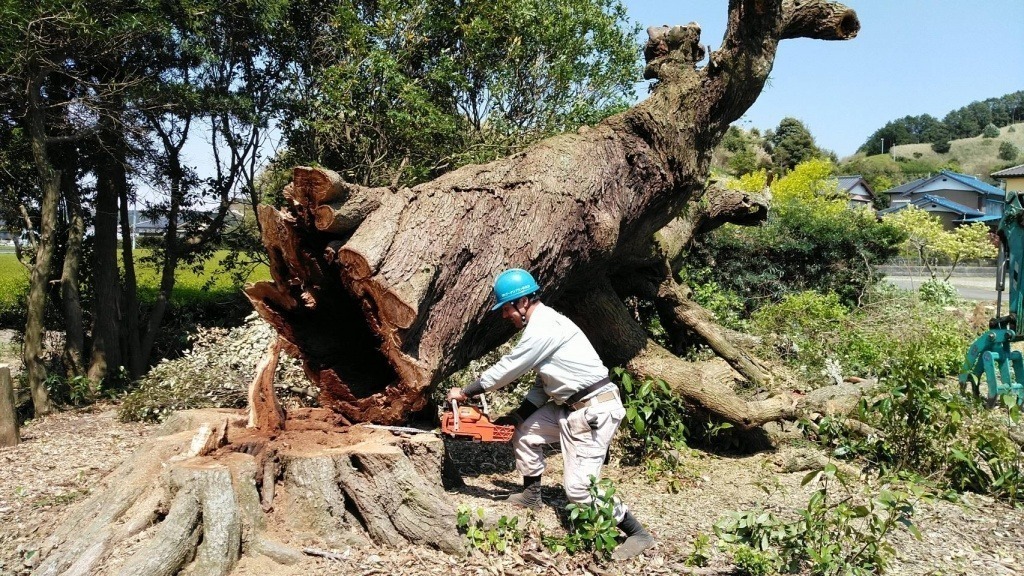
[858,91,1024,155]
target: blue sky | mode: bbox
[622,0,1024,158]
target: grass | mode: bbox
[130,250,270,305]
[0,249,270,317]
[0,252,29,311]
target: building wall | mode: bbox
[909,189,980,210]
[927,209,958,229]
[1004,176,1024,194]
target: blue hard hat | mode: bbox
[491,268,540,310]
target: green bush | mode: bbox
[543,476,621,558]
[982,123,1000,138]
[999,141,1020,161]
[812,345,1024,504]
[918,278,959,306]
[715,464,925,576]
[931,140,951,154]
[749,286,975,387]
[684,193,904,313]
[456,506,523,554]
[614,368,689,465]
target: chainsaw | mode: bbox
[440,395,515,442]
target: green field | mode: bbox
[0,251,29,310]
[0,250,270,313]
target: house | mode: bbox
[878,170,1005,230]
[992,163,1024,195]
[838,175,875,210]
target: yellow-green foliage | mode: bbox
[729,159,855,220]
[885,207,997,276]
[0,253,28,311]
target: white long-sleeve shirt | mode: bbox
[475,303,609,406]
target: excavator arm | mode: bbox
[959,191,1024,406]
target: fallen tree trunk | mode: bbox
[245,0,859,429]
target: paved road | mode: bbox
[885,275,999,302]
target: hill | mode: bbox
[889,122,1024,179]
[838,123,1024,194]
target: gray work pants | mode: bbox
[512,393,627,521]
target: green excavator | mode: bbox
[960,190,1024,407]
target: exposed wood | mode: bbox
[181,419,228,459]
[247,338,286,431]
[36,409,465,574]
[0,365,19,447]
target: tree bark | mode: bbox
[23,73,57,417]
[119,150,145,379]
[60,172,87,381]
[88,118,123,385]
[0,365,18,447]
[34,408,464,575]
[245,0,859,428]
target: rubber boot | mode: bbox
[505,475,542,509]
[611,510,654,561]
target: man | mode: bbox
[447,268,655,561]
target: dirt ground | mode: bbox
[1,405,1022,576]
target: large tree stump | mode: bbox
[34,409,463,575]
[245,0,859,429]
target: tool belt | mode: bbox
[565,376,615,411]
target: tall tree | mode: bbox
[280,0,640,188]
[766,117,823,172]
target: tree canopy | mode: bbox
[884,206,997,280]
[278,0,641,188]
[0,0,644,414]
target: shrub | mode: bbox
[749,286,974,387]
[931,140,951,154]
[684,162,905,313]
[714,464,925,576]
[615,368,689,461]
[918,278,959,306]
[982,123,1000,138]
[456,506,523,554]
[543,477,621,558]
[999,141,1019,161]
[812,345,1024,505]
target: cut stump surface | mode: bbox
[34,409,463,576]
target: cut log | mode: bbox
[34,408,464,575]
[0,364,18,447]
[244,0,859,431]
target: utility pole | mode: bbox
[880,138,884,156]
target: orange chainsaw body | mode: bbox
[440,405,515,442]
